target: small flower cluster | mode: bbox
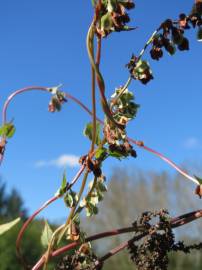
[95,0,135,37]
[48,90,67,112]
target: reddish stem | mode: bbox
[128,138,199,185]
[2,86,48,125]
[16,195,59,266]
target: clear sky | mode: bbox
[0,0,202,222]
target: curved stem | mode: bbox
[90,66,96,153]
[2,86,49,125]
[128,138,199,185]
[0,86,49,165]
[16,195,59,267]
[87,23,124,130]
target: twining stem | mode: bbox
[87,23,124,130]
[32,208,202,270]
[90,39,97,153]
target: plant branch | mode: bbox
[16,195,60,268]
[32,208,202,269]
[128,138,199,185]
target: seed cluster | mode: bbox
[128,210,202,270]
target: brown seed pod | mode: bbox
[195,185,202,198]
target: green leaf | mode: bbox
[73,213,80,225]
[0,122,16,138]
[64,190,78,208]
[97,181,108,192]
[86,203,99,217]
[107,0,118,12]
[95,147,108,160]
[101,12,113,32]
[83,122,101,145]
[0,217,20,236]
[41,220,53,248]
[51,96,61,111]
[195,175,202,185]
[108,149,124,160]
[197,27,202,42]
[55,172,67,197]
[64,192,74,208]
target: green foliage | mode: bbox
[41,220,53,248]
[0,217,20,236]
[83,122,101,145]
[64,190,78,208]
[56,172,67,197]
[0,122,16,139]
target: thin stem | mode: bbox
[75,176,98,215]
[128,138,199,185]
[112,28,161,105]
[0,86,49,165]
[16,165,85,269]
[137,28,160,61]
[43,167,88,269]
[90,47,97,153]
[111,76,132,107]
[2,86,48,125]
[16,195,59,267]
[99,232,147,264]
[68,164,86,190]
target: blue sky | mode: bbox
[0,0,202,221]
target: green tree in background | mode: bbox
[0,180,43,270]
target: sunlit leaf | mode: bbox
[0,122,16,139]
[0,217,20,236]
[41,220,53,248]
